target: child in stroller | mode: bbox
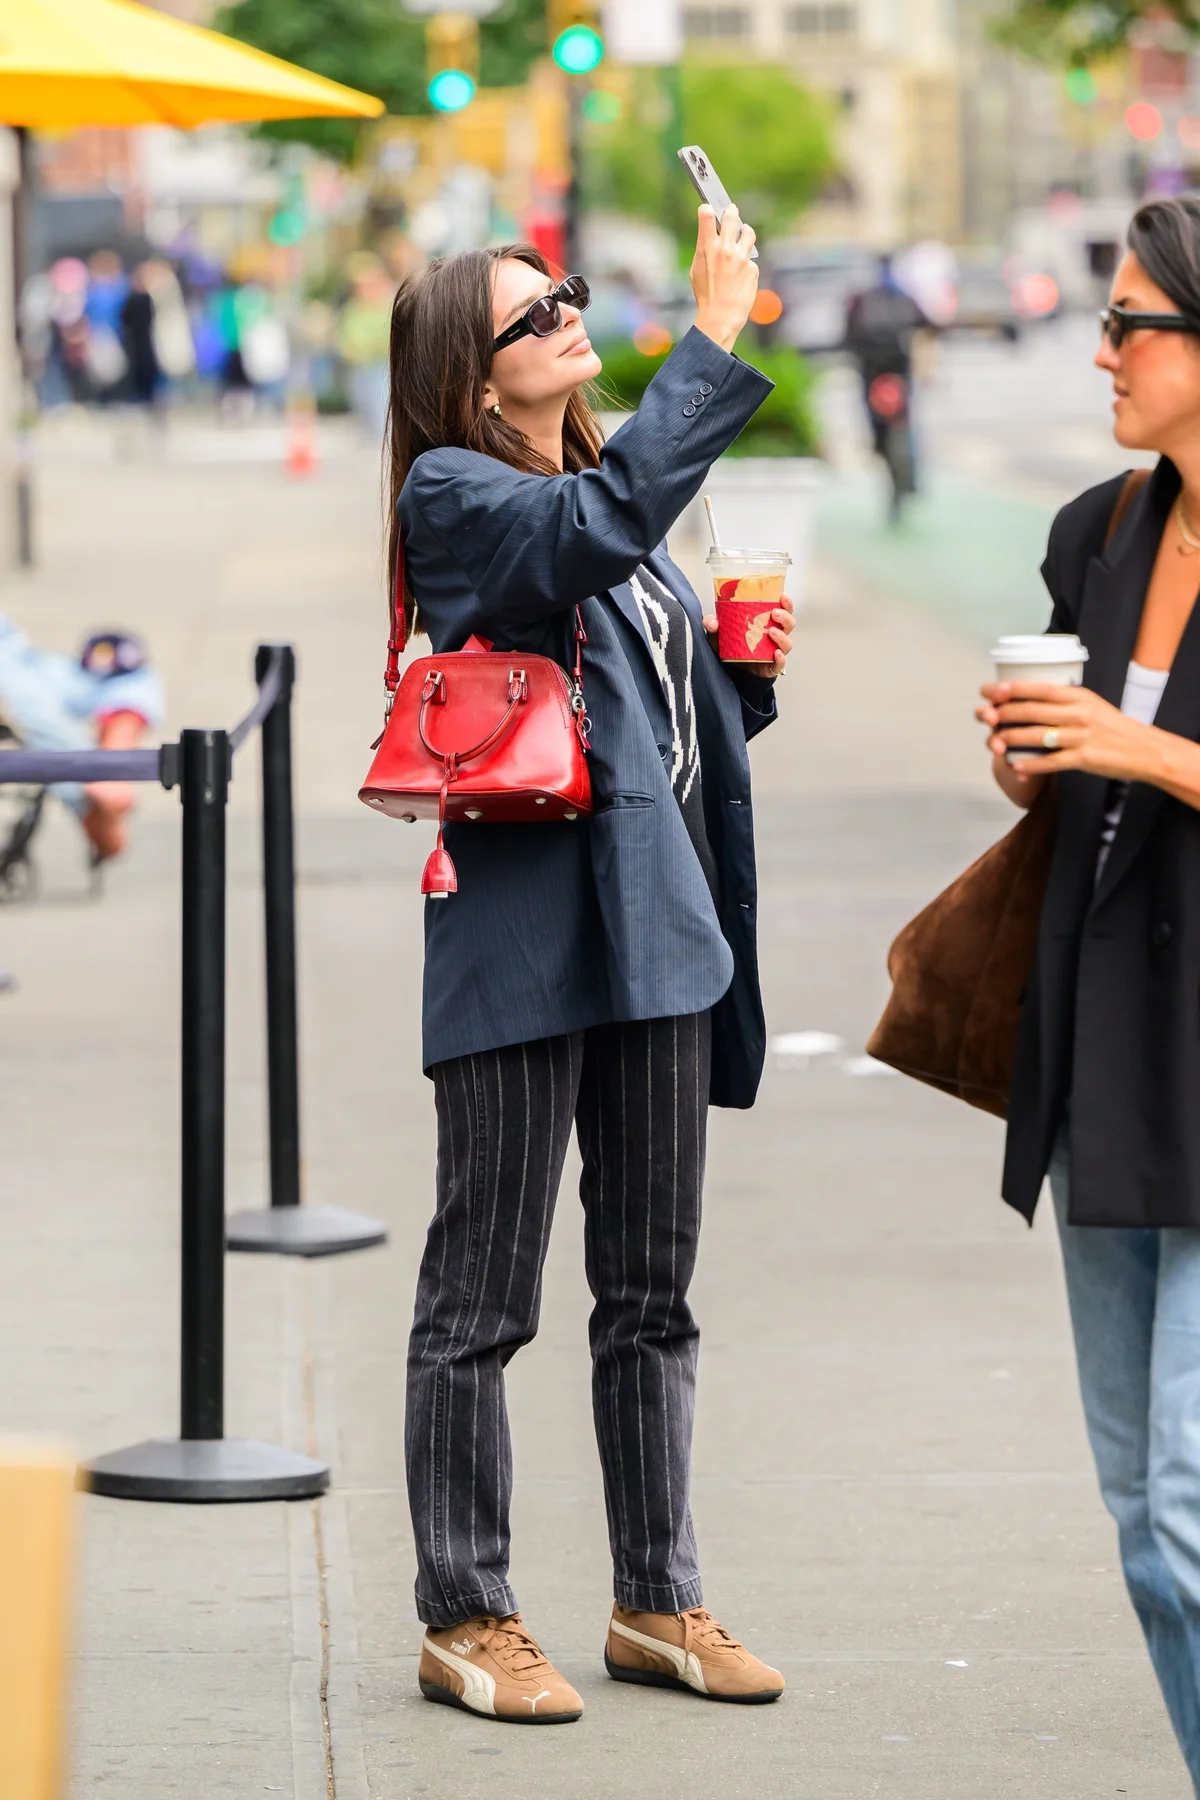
[0,616,164,899]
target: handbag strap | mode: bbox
[384,527,588,710]
[1103,467,1150,553]
[386,532,408,696]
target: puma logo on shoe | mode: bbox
[419,1617,583,1723]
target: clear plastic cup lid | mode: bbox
[706,547,791,567]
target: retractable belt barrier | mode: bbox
[0,643,387,1503]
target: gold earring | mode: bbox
[491,402,502,417]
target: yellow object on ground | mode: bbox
[0,0,384,129]
[0,1443,76,1800]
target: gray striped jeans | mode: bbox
[406,1013,711,1629]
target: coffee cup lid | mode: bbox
[990,633,1088,664]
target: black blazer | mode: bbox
[399,327,777,1107]
[1004,455,1200,1226]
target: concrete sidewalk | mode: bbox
[0,416,1186,1798]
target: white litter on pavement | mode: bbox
[842,1055,896,1077]
[769,1034,901,1078]
[770,1031,845,1060]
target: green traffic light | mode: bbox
[428,68,476,111]
[581,87,621,123]
[267,209,305,248]
[1065,66,1097,105]
[552,24,604,73]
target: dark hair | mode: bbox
[1127,196,1200,335]
[385,243,604,639]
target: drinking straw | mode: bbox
[702,494,721,550]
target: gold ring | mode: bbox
[1042,727,1060,750]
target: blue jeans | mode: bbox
[1051,1139,1200,1792]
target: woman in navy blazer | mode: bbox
[386,206,793,1722]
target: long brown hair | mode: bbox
[385,243,604,639]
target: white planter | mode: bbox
[699,457,824,606]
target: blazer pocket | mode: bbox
[594,792,655,811]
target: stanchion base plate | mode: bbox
[226,1204,388,1258]
[81,1437,330,1502]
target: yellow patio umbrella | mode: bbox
[0,0,385,129]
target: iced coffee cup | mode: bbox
[707,548,792,664]
[990,633,1088,764]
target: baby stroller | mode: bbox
[0,627,162,902]
[0,717,46,902]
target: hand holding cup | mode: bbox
[704,549,794,676]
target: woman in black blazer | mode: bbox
[981,196,1200,1789]
[383,207,794,1724]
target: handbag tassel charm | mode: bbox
[421,765,458,897]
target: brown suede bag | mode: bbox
[865,467,1148,1118]
[865,786,1057,1117]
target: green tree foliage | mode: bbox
[479,0,549,87]
[215,0,550,161]
[992,0,1196,66]
[584,64,835,241]
[215,0,428,160]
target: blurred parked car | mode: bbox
[761,246,879,353]
[946,260,1022,341]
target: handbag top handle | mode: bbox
[382,529,588,713]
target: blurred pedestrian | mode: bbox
[84,250,130,400]
[142,259,196,390]
[980,193,1200,1795]
[336,254,395,444]
[845,254,930,522]
[385,205,794,1725]
[119,266,161,409]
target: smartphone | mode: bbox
[677,145,758,260]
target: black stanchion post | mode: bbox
[83,728,329,1501]
[261,645,302,1212]
[227,645,387,1258]
[180,728,228,1440]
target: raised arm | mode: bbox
[403,328,773,637]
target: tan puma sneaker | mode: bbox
[419,1613,583,1723]
[605,1604,784,1703]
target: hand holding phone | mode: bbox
[681,150,760,352]
[677,146,759,261]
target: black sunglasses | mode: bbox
[1099,303,1194,349]
[492,275,590,353]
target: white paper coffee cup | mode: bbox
[990,635,1087,763]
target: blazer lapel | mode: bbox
[1092,458,1200,909]
[607,577,650,648]
[605,552,709,683]
[645,546,708,633]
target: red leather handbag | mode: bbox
[359,536,593,896]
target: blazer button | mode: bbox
[691,393,706,406]
[698,382,713,395]
[683,404,697,417]
[1152,920,1173,948]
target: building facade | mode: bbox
[682,0,1079,246]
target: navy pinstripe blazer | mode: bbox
[399,326,776,1107]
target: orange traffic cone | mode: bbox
[286,410,318,478]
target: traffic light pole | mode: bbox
[565,78,584,276]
